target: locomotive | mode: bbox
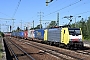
[44,28,83,48]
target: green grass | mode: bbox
[0,42,2,59]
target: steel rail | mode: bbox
[10,40,35,60]
[24,41,83,60]
[4,39,18,60]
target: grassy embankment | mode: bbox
[0,40,2,60]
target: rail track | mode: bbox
[11,37,90,60]
[4,37,35,60]
[73,47,90,56]
[4,37,61,60]
[4,37,90,60]
[24,42,83,60]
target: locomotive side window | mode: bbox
[64,30,65,34]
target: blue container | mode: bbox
[11,32,18,37]
[13,32,17,37]
[14,32,17,37]
[12,32,16,37]
[19,31,24,38]
[34,29,44,40]
[15,32,18,37]
[15,32,19,37]
[11,32,15,36]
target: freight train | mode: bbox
[11,27,84,48]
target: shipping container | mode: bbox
[14,32,18,37]
[34,29,44,40]
[19,31,24,38]
[11,32,15,37]
[28,30,35,39]
[24,31,28,39]
[16,32,19,37]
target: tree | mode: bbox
[86,17,90,39]
[16,27,21,32]
[80,18,87,39]
[47,21,56,28]
[31,24,43,29]
[71,17,89,40]
[0,31,4,37]
[71,23,75,28]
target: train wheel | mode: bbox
[50,42,52,46]
[47,42,49,45]
[59,43,61,47]
[64,45,69,49]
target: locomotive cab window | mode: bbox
[68,28,81,35]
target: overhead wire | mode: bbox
[44,0,68,11]
[0,18,15,20]
[0,12,11,17]
[63,0,90,14]
[12,0,21,18]
[36,0,72,21]
[30,0,62,21]
[30,0,58,21]
[62,10,90,23]
[44,0,82,17]
[74,11,90,16]
[30,0,70,21]
[32,0,82,24]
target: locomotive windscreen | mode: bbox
[68,28,81,35]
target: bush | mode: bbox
[0,32,4,37]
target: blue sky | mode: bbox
[0,0,90,32]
